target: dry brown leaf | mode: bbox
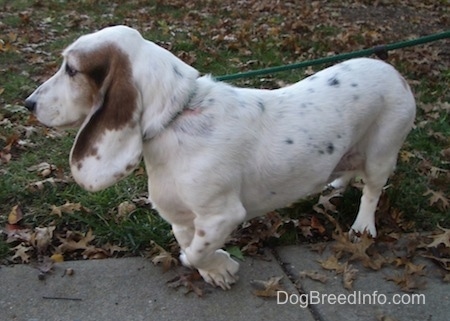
[50,202,83,217]
[405,262,426,276]
[421,254,450,271]
[318,255,345,273]
[149,242,178,272]
[4,224,32,243]
[424,225,450,248]
[26,162,56,173]
[423,189,449,210]
[399,150,415,163]
[385,271,426,292]
[299,270,328,283]
[28,177,69,190]
[167,270,204,297]
[32,226,56,253]
[12,243,32,263]
[8,205,23,224]
[82,247,109,260]
[57,229,95,253]
[50,253,64,263]
[103,243,128,255]
[332,232,385,270]
[117,201,136,219]
[251,276,284,297]
[342,263,358,290]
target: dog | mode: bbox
[25,25,416,289]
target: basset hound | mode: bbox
[25,25,416,290]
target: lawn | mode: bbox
[0,0,448,264]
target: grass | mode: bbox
[1,0,449,262]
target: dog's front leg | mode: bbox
[180,199,246,290]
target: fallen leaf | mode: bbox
[318,255,345,273]
[149,242,178,272]
[405,262,426,276]
[50,202,84,217]
[167,270,204,297]
[4,224,32,243]
[299,270,328,283]
[82,247,109,260]
[12,243,32,263]
[332,231,385,270]
[103,243,128,255]
[57,229,95,253]
[342,263,358,290]
[117,201,136,219]
[385,271,426,292]
[423,189,449,210]
[26,162,55,173]
[424,225,450,248]
[251,276,284,297]
[8,205,23,224]
[51,253,64,262]
[32,226,56,253]
[28,177,70,190]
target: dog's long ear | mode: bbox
[69,45,142,192]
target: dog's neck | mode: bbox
[166,84,199,127]
[143,83,198,141]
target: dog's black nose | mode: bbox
[24,98,36,112]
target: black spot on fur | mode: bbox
[328,77,340,87]
[327,143,335,154]
[173,65,183,78]
[351,83,358,87]
[270,191,277,195]
[258,101,265,112]
[285,138,294,145]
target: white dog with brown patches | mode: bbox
[25,25,416,289]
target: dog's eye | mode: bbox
[65,63,78,77]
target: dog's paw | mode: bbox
[349,222,377,241]
[198,250,240,290]
[179,250,193,268]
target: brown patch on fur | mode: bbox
[125,162,136,171]
[197,229,206,237]
[114,172,125,179]
[71,44,137,163]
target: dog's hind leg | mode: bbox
[350,151,398,239]
[350,126,412,238]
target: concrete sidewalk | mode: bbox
[0,244,448,321]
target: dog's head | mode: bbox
[25,25,198,191]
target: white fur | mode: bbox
[25,26,416,289]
